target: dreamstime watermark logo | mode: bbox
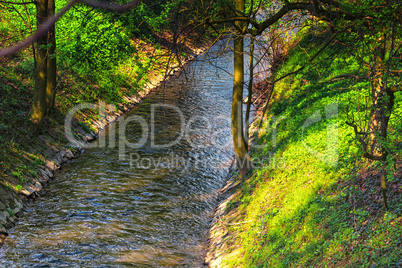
[64,101,339,172]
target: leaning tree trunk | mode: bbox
[31,0,48,134]
[46,0,56,111]
[232,0,253,178]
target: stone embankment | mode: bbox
[204,164,242,267]
[205,116,260,267]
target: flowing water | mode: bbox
[0,44,236,267]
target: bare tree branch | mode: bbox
[0,0,35,4]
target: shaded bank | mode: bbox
[0,36,212,243]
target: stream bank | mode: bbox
[0,38,212,244]
[0,40,236,266]
[204,27,401,267]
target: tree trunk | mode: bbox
[368,36,394,159]
[46,0,57,111]
[31,0,48,134]
[232,0,253,178]
[368,34,395,210]
[245,37,254,147]
[369,38,386,157]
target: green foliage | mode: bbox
[0,4,36,46]
[223,24,401,267]
[11,167,24,179]
[14,185,23,191]
[49,0,177,107]
[77,121,91,133]
[57,5,134,69]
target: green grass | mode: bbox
[0,52,61,191]
[222,26,402,267]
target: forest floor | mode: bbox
[0,30,213,241]
[205,26,401,267]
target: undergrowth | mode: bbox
[224,25,401,267]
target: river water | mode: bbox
[0,43,236,267]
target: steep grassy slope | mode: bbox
[213,26,401,267]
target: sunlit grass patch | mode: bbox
[222,25,401,268]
